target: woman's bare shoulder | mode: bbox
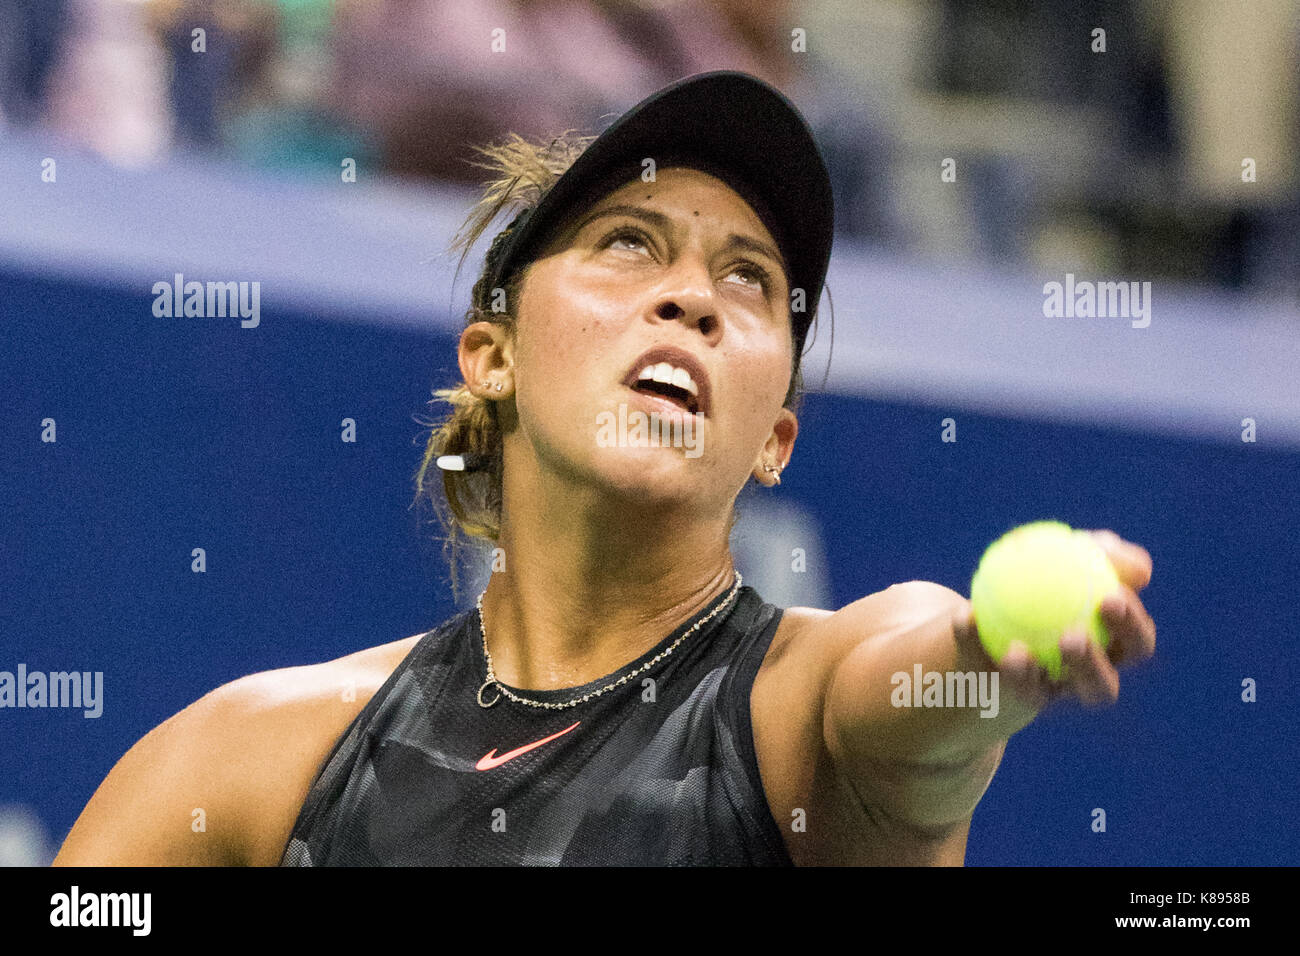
[213,633,429,864]
[756,583,964,725]
[54,632,428,867]
[765,582,964,672]
[223,633,426,715]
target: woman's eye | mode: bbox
[604,227,651,254]
[601,228,770,293]
[728,263,770,292]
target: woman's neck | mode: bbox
[478,467,736,691]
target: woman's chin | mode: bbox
[589,447,712,501]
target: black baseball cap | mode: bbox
[484,70,835,356]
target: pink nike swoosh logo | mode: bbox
[475,721,581,771]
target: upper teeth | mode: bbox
[637,362,699,398]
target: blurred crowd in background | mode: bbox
[1,0,1297,295]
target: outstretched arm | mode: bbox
[821,530,1156,832]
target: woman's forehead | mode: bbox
[576,167,786,272]
[594,167,767,226]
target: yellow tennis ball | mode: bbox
[969,521,1120,680]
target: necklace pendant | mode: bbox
[477,679,502,708]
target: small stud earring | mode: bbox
[763,463,782,486]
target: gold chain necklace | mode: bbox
[475,573,743,709]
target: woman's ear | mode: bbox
[458,322,515,398]
[753,408,798,486]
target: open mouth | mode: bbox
[630,365,700,415]
[622,349,711,416]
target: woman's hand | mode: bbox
[955,529,1157,712]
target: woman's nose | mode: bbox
[655,298,721,340]
[653,261,722,341]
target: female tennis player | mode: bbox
[54,72,1155,866]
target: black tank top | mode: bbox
[280,583,794,866]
